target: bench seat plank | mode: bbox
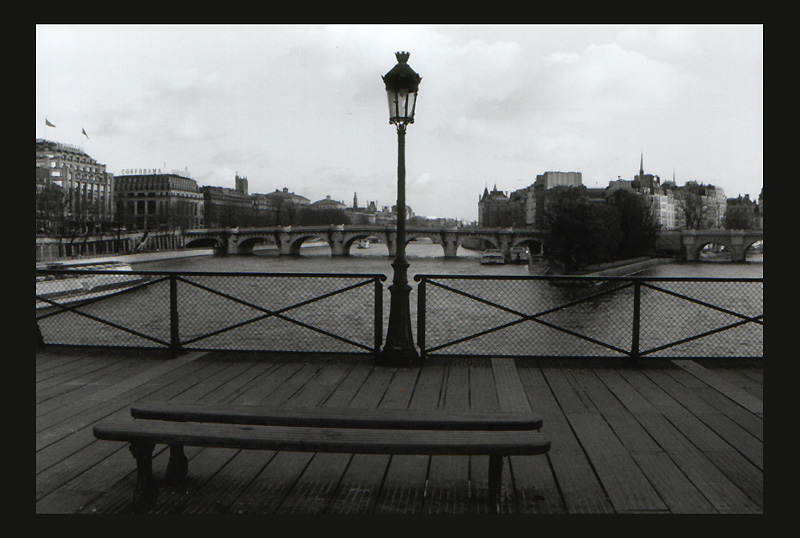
[130,402,543,431]
[94,417,551,456]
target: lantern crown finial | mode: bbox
[383,51,421,126]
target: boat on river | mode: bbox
[35,261,150,309]
[357,239,370,249]
[508,246,529,263]
[480,250,505,265]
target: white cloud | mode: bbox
[36,24,763,221]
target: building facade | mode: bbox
[201,176,253,228]
[725,193,761,229]
[260,188,311,225]
[606,156,681,230]
[478,185,511,227]
[114,172,204,230]
[677,181,727,229]
[35,139,115,231]
[310,195,347,211]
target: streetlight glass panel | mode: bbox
[387,89,417,125]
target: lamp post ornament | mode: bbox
[381,51,422,365]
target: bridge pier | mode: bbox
[385,232,397,258]
[328,229,346,256]
[728,233,749,262]
[277,228,294,256]
[498,230,513,261]
[227,232,258,255]
[440,231,459,258]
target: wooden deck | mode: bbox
[35,346,763,514]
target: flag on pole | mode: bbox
[45,118,56,127]
[82,128,89,139]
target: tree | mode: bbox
[35,181,65,234]
[723,207,752,230]
[606,189,659,259]
[543,186,621,273]
[543,186,662,273]
[676,191,705,230]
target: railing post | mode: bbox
[629,280,641,366]
[374,277,383,355]
[169,274,181,357]
[36,321,45,348]
[417,276,426,361]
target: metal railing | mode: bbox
[36,269,386,355]
[415,274,763,361]
[36,269,763,361]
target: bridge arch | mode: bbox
[181,226,768,263]
[337,233,376,255]
[744,238,763,254]
[680,229,764,262]
[185,236,225,252]
[510,237,545,257]
[469,235,501,251]
[287,234,330,256]
[236,235,274,255]
[694,240,734,262]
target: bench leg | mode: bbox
[488,455,503,514]
[165,444,189,485]
[129,442,157,512]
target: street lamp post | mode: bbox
[380,51,422,365]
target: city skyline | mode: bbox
[36,24,763,222]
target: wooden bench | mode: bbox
[93,402,551,513]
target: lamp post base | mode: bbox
[380,345,419,366]
[380,277,419,366]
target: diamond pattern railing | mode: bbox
[36,270,385,355]
[36,269,762,362]
[415,274,763,361]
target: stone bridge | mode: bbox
[181,226,763,262]
[655,229,763,262]
[182,225,547,259]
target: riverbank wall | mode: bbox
[537,256,677,277]
[35,248,217,268]
[582,257,677,277]
[35,231,192,263]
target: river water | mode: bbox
[130,240,763,279]
[41,242,762,358]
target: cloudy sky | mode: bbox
[36,24,762,222]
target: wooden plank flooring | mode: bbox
[35,347,763,514]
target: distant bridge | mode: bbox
[183,225,546,259]
[655,229,763,262]
[179,225,763,262]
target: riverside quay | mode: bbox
[36,268,763,514]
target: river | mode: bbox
[129,240,763,279]
[39,242,762,357]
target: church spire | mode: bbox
[639,152,644,176]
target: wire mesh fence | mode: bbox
[37,269,763,361]
[415,274,763,360]
[36,269,386,354]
